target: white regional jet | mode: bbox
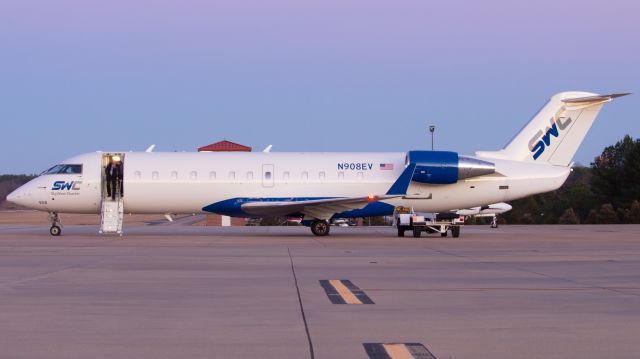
[6,91,628,237]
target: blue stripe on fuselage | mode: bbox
[202,197,334,217]
[202,197,395,218]
[332,201,395,218]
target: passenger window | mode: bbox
[171,171,178,180]
[190,171,197,180]
[319,171,326,181]
[209,171,216,180]
[152,171,159,180]
[265,171,271,180]
[229,171,236,180]
[247,171,254,180]
[301,171,308,181]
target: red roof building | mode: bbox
[199,140,251,227]
[198,140,251,152]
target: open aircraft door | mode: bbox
[101,153,125,199]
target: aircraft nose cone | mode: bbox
[6,186,29,207]
[6,189,19,203]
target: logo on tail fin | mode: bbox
[528,114,572,160]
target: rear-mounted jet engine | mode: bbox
[406,150,495,184]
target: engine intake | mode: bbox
[406,151,495,184]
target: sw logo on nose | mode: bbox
[528,116,572,160]
[52,181,82,191]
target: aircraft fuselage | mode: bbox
[8,151,569,217]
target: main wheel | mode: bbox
[451,226,460,238]
[310,220,330,236]
[397,227,405,237]
[413,228,421,238]
[50,225,61,236]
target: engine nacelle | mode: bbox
[406,151,495,184]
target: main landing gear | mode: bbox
[48,212,62,236]
[490,216,499,228]
[310,220,330,236]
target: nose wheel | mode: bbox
[50,225,61,236]
[48,212,62,236]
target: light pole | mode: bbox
[429,125,435,150]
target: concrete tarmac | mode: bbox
[1,224,639,359]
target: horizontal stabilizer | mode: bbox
[562,93,630,104]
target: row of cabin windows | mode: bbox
[132,170,365,181]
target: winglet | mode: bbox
[386,163,416,195]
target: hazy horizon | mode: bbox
[1,0,637,174]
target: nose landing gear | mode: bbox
[48,212,62,236]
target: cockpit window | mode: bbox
[42,164,83,175]
[42,165,64,175]
[61,164,82,174]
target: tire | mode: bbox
[441,231,448,237]
[310,220,330,236]
[397,227,405,237]
[50,225,61,236]
[451,226,460,238]
[413,228,421,238]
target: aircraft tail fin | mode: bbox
[476,92,629,166]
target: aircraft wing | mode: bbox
[241,195,399,220]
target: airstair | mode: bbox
[100,152,125,235]
[100,197,124,235]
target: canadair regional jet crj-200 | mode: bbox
[6,91,629,236]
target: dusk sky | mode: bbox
[1,0,638,173]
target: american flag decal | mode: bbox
[379,163,394,170]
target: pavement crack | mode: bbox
[287,247,315,359]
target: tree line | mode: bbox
[0,175,36,209]
[501,135,640,224]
